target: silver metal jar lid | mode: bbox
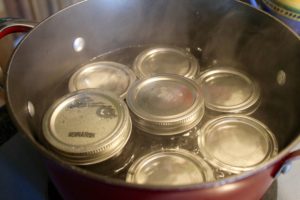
[42,89,132,165]
[126,149,215,186]
[197,67,260,114]
[133,47,199,79]
[198,115,278,173]
[69,61,136,99]
[126,75,205,135]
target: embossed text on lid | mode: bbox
[42,89,132,165]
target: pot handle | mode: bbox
[0,18,37,84]
[0,17,36,39]
[273,149,300,178]
[0,18,36,143]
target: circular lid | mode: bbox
[69,61,136,98]
[133,47,199,79]
[198,115,278,173]
[126,149,215,186]
[126,75,205,135]
[42,89,132,165]
[197,68,260,114]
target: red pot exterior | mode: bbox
[45,158,283,200]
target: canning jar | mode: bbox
[197,67,260,116]
[126,149,215,186]
[69,61,136,98]
[198,115,278,174]
[42,89,134,178]
[133,47,199,79]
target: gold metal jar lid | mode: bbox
[69,61,136,98]
[197,67,260,114]
[133,47,199,79]
[42,89,132,165]
[198,115,278,174]
[126,149,215,186]
[126,75,205,135]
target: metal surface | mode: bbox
[73,37,85,52]
[198,115,278,174]
[127,75,204,135]
[42,89,132,165]
[1,0,300,199]
[197,67,260,114]
[126,149,215,185]
[133,47,199,79]
[69,61,136,98]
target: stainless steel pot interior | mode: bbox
[5,0,300,189]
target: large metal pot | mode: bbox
[1,0,300,199]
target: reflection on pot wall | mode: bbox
[1,0,83,21]
[0,0,83,70]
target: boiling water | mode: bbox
[48,45,278,183]
[71,46,234,181]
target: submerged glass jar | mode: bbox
[126,74,205,135]
[125,74,224,181]
[197,67,261,117]
[126,74,205,158]
[69,61,136,99]
[133,125,202,157]
[126,149,215,186]
[82,130,138,179]
[42,89,134,178]
[198,115,278,174]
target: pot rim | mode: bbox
[5,0,300,191]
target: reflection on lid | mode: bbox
[69,61,136,99]
[126,149,214,185]
[198,115,278,173]
[126,75,205,135]
[133,47,199,79]
[197,67,260,114]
